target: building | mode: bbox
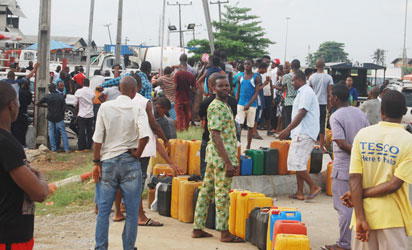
[0,0,25,35]
[392,58,412,68]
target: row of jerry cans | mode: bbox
[240,148,279,175]
[247,207,310,250]
[150,139,241,176]
[149,139,201,176]
[269,140,323,175]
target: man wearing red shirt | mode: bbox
[73,67,86,87]
[174,69,196,131]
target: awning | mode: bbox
[7,5,26,18]
[24,40,74,51]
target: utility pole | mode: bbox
[167,1,192,48]
[104,23,113,45]
[210,0,228,23]
[85,0,95,78]
[35,0,51,146]
[284,17,291,63]
[115,0,123,65]
[402,0,409,78]
[160,0,167,74]
[202,0,215,54]
[125,36,129,45]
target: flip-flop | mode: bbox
[221,235,245,243]
[138,218,163,227]
[305,188,322,201]
[113,216,125,222]
[288,194,305,200]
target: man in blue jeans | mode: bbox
[37,84,70,152]
[92,76,150,250]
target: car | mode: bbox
[401,88,412,125]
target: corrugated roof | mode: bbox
[19,35,96,48]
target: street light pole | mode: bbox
[167,1,192,48]
[284,17,291,63]
[210,0,229,23]
[402,0,409,78]
[104,24,113,45]
[35,0,51,146]
[160,0,167,74]
[115,0,123,65]
[85,0,95,78]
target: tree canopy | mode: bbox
[371,48,386,66]
[187,5,273,61]
[306,41,350,67]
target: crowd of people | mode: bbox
[0,49,411,250]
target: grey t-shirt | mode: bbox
[330,106,369,180]
[308,72,333,105]
[359,99,381,125]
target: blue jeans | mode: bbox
[48,120,69,152]
[95,153,142,250]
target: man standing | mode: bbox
[346,77,359,106]
[343,90,412,249]
[93,76,150,250]
[0,82,49,250]
[37,84,70,152]
[235,59,261,149]
[322,84,369,250]
[174,66,196,131]
[192,75,243,243]
[199,73,237,178]
[75,78,94,151]
[308,59,334,150]
[279,70,321,200]
[54,65,62,83]
[282,59,300,128]
[178,53,197,76]
[359,87,381,125]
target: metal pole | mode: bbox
[35,0,51,146]
[210,0,228,23]
[178,3,183,47]
[115,0,123,65]
[284,17,290,63]
[202,0,215,54]
[402,0,409,78]
[104,24,113,45]
[85,0,95,78]
[160,0,166,74]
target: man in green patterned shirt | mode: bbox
[192,74,243,243]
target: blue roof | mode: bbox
[25,40,74,51]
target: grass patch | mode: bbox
[36,181,95,216]
[45,162,93,183]
[177,126,203,141]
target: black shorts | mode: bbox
[319,105,327,134]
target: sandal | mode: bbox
[221,235,245,243]
[138,218,163,227]
[305,188,322,201]
[113,215,125,222]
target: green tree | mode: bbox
[187,5,273,61]
[306,41,349,67]
[371,49,386,66]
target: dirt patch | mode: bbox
[31,151,92,175]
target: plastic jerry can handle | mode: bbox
[241,193,248,196]
[284,211,298,217]
[271,210,280,215]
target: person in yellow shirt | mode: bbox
[342,89,412,250]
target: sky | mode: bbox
[17,0,412,66]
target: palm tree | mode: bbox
[372,49,386,66]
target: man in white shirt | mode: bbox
[90,70,106,91]
[279,70,322,201]
[92,76,150,250]
[74,78,94,151]
[308,59,333,150]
